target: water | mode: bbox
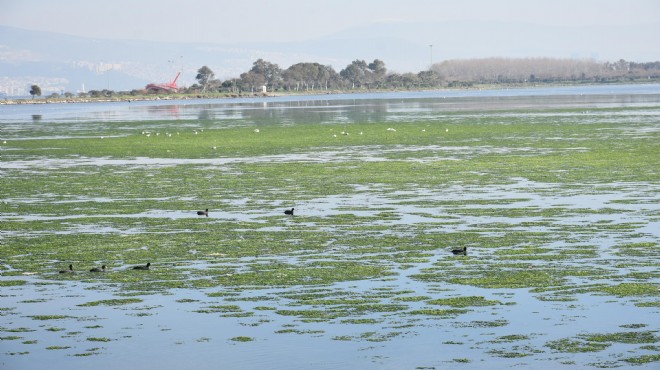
[1,85,659,369]
[2,84,659,128]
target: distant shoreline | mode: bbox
[2,81,658,105]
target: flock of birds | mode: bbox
[59,262,150,274]
[59,207,466,274]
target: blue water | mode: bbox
[1,83,659,126]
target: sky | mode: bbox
[2,0,659,45]
[1,0,659,94]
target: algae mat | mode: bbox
[1,95,659,369]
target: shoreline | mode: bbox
[3,81,658,106]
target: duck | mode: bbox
[284,208,295,215]
[90,265,106,272]
[59,264,74,274]
[451,246,467,255]
[132,262,151,270]
[197,209,209,217]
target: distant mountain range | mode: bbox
[1,21,658,96]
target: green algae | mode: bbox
[194,305,242,314]
[547,329,659,358]
[580,331,658,344]
[230,336,254,342]
[77,298,143,307]
[492,334,531,342]
[0,102,659,368]
[623,354,660,365]
[599,283,660,298]
[0,280,27,287]
[0,335,23,340]
[86,337,112,342]
[28,315,72,321]
[426,296,501,308]
[408,309,468,318]
[546,338,611,353]
[46,346,71,350]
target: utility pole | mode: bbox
[429,44,433,69]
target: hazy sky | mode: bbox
[2,0,659,44]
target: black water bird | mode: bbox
[197,209,209,217]
[132,262,151,270]
[59,264,74,274]
[451,246,467,255]
[284,208,295,215]
[90,265,106,272]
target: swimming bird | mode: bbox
[451,246,467,255]
[90,265,106,272]
[59,264,74,274]
[197,209,209,217]
[284,208,294,215]
[132,262,151,270]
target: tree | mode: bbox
[248,59,282,90]
[368,59,387,87]
[283,62,338,91]
[196,66,215,92]
[340,60,369,88]
[29,84,41,99]
[433,57,606,84]
[401,72,420,88]
[240,71,266,92]
[221,78,242,93]
[417,70,442,87]
[339,59,387,89]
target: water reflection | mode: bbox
[145,104,180,119]
[1,84,659,127]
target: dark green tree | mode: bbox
[368,59,387,87]
[248,59,282,90]
[239,71,266,92]
[417,70,442,87]
[340,60,369,88]
[29,84,42,98]
[368,59,387,75]
[283,62,338,91]
[195,66,215,92]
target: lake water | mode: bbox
[2,84,660,128]
[1,84,659,370]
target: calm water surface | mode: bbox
[2,84,660,128]
[1,85,659,370]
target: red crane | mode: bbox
[145,71,181,93]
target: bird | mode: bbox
[90,265,106,272]
[59,264,74,274]
[132,262,151,270]
[284,208,294,215]
[451,246,467,255]
[197,209,209,217]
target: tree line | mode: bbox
[193,59,393,94]
[190,57,660,94]
[433,58,660,86]
[29,57,660,99]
